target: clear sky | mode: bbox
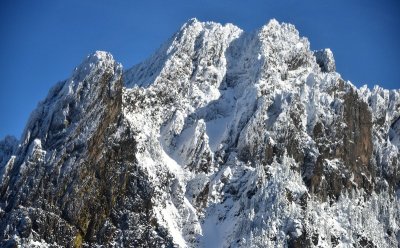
[0,0,399,139]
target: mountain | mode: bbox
[0,18,399,247]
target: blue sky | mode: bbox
[0,0,399,139]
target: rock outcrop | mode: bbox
[0,19,399,247]
[314,48,336,73]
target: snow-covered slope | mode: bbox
[0,19,399,247]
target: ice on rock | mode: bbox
[1,19,399,248]
[124,19,400,248]
[314,48,336,73]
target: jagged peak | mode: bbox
[263,18,280,28]
[180,17,240,31]
[176,18,240,41]
[72,50,119,82]
[259,19,299,36]
[314,48,336,73]
[254,19,310,55]
[124,19,242,88]
[19,50,123,148]
[182,17,200,27]
[91,50,113,61]
[81,50,115,69]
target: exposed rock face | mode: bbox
[0,19,399,247]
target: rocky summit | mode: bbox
[0,19,399,247]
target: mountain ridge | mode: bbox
[0,19,399,247]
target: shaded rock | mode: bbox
[314,48,336,72]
